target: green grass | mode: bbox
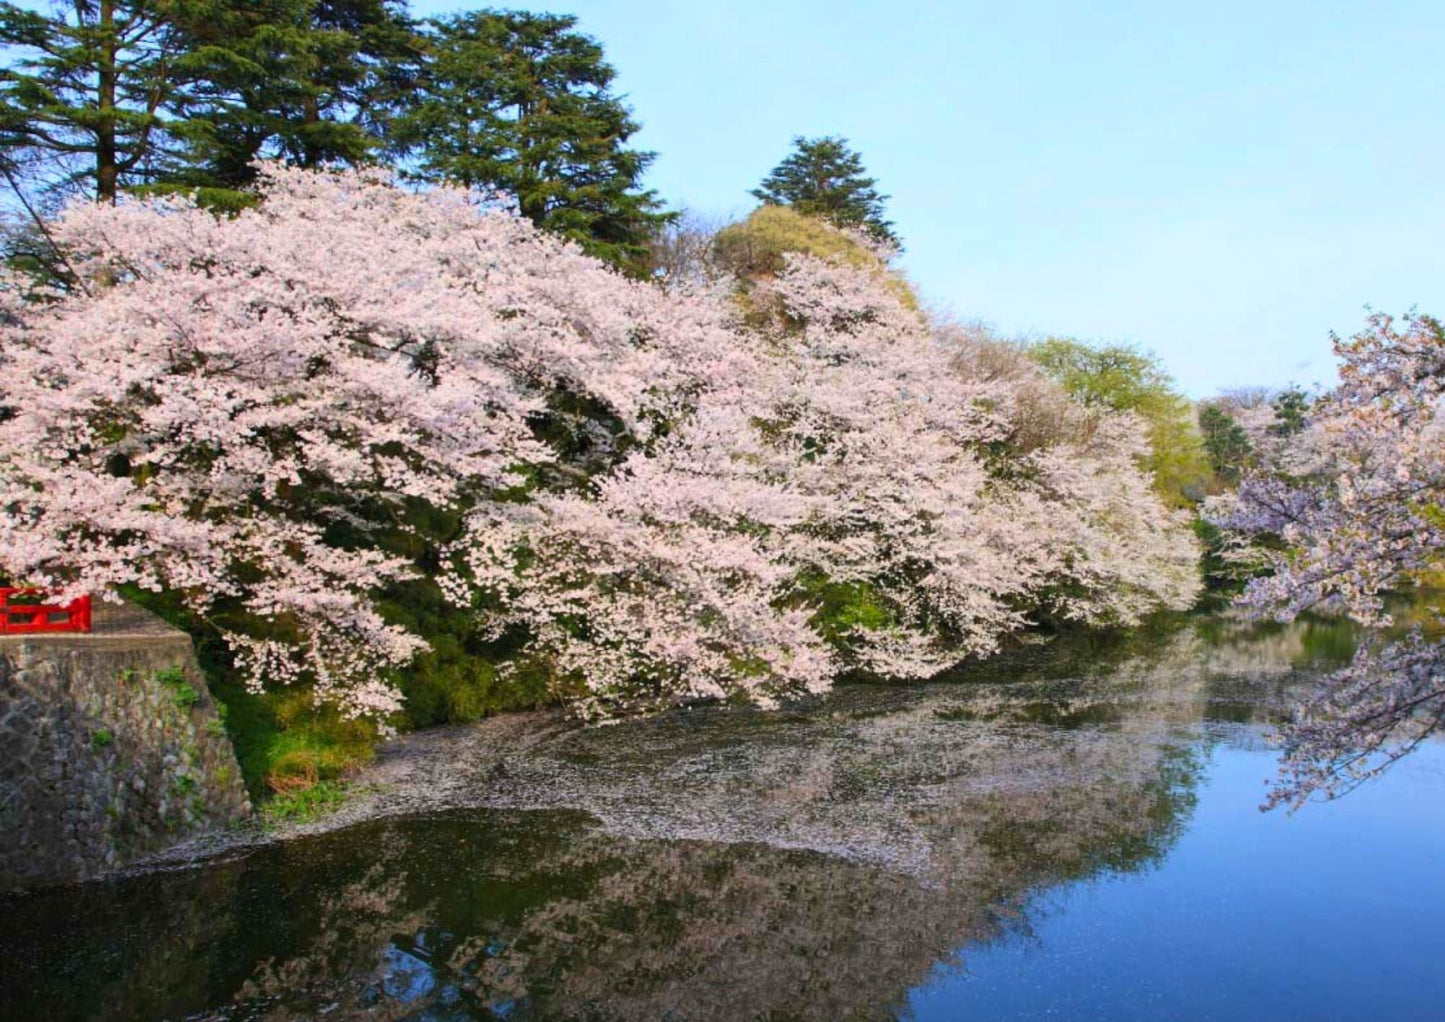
[262,780,348,825]
[153,666,188,686]
[152,665,202,711]
[120,581,557,810]
[90,728,114,750]
[212,681,376,800]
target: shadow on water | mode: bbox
[1,604,1431,1022]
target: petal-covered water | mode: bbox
[2,609,1443,1021]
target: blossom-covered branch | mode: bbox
[1209,311,1445,806]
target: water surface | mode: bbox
[3,610,1443,1021]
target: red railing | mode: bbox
[0,588,93,634]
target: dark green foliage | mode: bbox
[1198,405,1253,485]
[378,575,556,729]
[0,0,193,203]
[90,728,114,750]
[170,682,201,711]
[1191,515,1264,596]
[1269,385,1310,437]
[751,135,899,247]
[392,9,671,276]
[2,3,666,269]
[158,0,420,207]
[0,1,419,213]
[790,570,900,668]
[803,577,896,644]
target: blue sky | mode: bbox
[433,3,1442,394]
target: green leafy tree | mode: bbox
[1198,404,1253,485]
[751,135,899,247]
[0,0,198,203]
[392,10,670,276]
[1028,337,1211,506]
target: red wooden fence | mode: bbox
[0,588,93,634]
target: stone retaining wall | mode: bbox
[0,602,250,891]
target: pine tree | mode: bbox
[162,0,420,207]
[392,10,670,276]
[0,0,197,203]
[1268,385,1310,437]
[1199,405,1254,485]
[751,135,899,247]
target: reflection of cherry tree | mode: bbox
[212,774,1193,1022]
[226,624,1245,1021]
[234,850,431,1021]
[3,613,1344,1022]
[1209,311,1445,806]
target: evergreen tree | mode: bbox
[1198,405,1253,485]
[162,0,420,206]
[1268,385,1310,437]
[751,135,899,247]
[0,0,200,203]
[392,10,670,276]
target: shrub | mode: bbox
[262,780,347,825]
[713,205,919,312]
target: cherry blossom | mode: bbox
[0,165,732,720]
[1209,311,1445,806]
[3,165,1201,722]
[467,247,1200,714]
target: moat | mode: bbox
[3,608,1443,1021]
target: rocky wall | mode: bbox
[0,603,250,891]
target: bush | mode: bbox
[712,205,919,312]
[262,780,347,825]
[209,682,375,799]
[1027,337,1212,507]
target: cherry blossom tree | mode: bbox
[1208,311,1445,807]
[466,246,1200,715]
[3,166,1201,724]
[0,164,732,721]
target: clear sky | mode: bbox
[426,1,1445,396]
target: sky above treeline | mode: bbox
[415,0,1445,398]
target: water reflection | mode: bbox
[0,609,1389,1021]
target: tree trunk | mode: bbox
[96,0,119,203]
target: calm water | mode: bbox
[3,610,1444,1021]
